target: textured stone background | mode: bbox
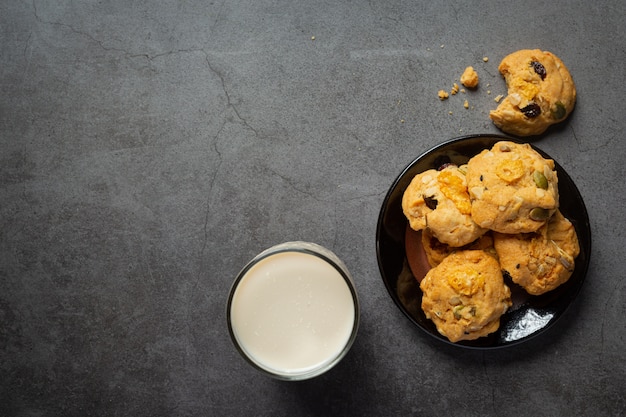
[1,1,624,416]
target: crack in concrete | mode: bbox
[33,2,207,63]
[570,122,622,153]
[201,123,226,257]
[185,123,225,343]
[32,0,260,250]
[32,0,262,141]
[598,276,621,366]
[129,48,204,61]
[32,0,129,55]
[202,51,260,138]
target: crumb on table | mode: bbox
[460,66,479,88]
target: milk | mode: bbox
[228,243,358,380]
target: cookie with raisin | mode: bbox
[489,49,576,136]
[402,165,487,247]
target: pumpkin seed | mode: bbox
[533,170,549,189]
[529,207,550,221]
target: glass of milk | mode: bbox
[227,241,360,380]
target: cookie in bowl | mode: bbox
[376,135,591,348]
[402,165,487,247]
[489,49,576,136]
[419,250,512,343]
[494,210,580,295]
[422,228,495,268]
[466,141,559,234]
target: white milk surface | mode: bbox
[230,251,356,376]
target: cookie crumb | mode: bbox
[438,90,449,100]
[311,36,316,41]
[448,111,453,115]
[494,94,504,103]
[460,88,466,94]
[460,66,479,88]
[451,83,459,95]
[483,56,489,62]
[463,100,469,109]
[487,90,491,95]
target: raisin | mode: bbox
[531,61,547,80]
[521,103,541,118]
[434,155,453,171]
[424,196,438,210]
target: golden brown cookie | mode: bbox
[420,250,512,343]
[466,141,559,234]
[489,49,576,136]
[494,210,580,295]
[422,228,495,268]
[402,165,487,247]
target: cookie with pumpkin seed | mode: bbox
[420,250,512,343]
[493,210,580,295]
[489,49,576,137]
[466,141,559,234]
[402,165,487,247]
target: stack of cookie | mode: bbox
[401,141,580,342]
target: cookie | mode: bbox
[466,141,559,234]
[402,165,487,247]
[420,250,512,343]
[489,49,576,136]
[422,228,495,268]
[494,210,580,295]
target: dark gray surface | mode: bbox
[1,1,625,416]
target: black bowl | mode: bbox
[376,134,591,349]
